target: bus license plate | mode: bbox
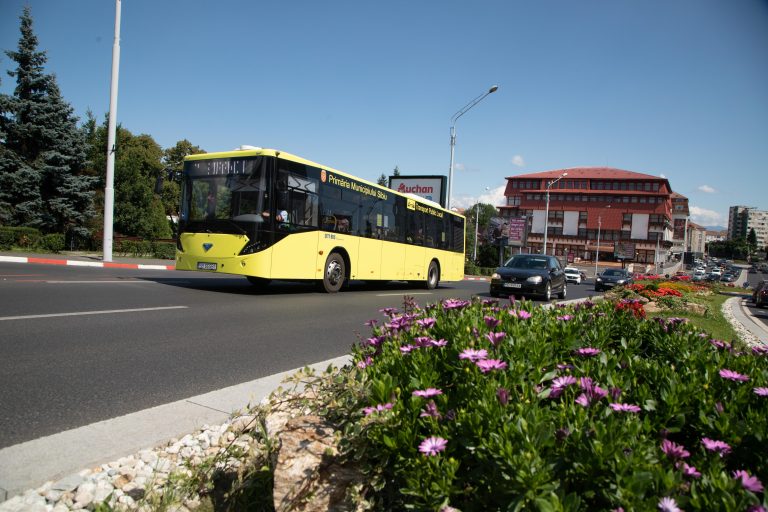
[504,283,522,288]
[197,262,217,271]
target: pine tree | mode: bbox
[377,173,387,186]
[0,7,96,234]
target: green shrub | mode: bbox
[37,233,65,253]
[152,241,176,260]
[115,239,152,257]
[0,226,42,249]
[310,296,768,511]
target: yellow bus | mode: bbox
[175,147,466,292]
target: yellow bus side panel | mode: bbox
[381,243,407,280]
[404,246,427,280]
[270,231,320,279]
[355,238,382,280]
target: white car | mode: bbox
[564,267,582,284]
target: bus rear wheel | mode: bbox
[322,252,346,293]
[425,261,439,289]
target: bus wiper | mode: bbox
[222,219,247,235]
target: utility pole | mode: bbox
[103,0,122,262]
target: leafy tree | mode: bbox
[160,139,205,219]
[465,203,499,263]
[376,173,387,186]
[747,228,758,251]
[0,7,95,234]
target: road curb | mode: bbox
[0,255,174,271]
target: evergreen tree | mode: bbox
[377,173,387,186]
[0,7,95,234]
[393,165,401,176]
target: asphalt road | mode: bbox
[0,263,601,449]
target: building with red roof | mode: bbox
[499,167,676,266]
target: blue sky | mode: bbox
[1,0,766,228]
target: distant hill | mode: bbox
[704,225,727,232]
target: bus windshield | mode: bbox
[180,156,269,233]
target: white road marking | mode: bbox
[0,306,188,321]
[43,280,156,284]
[375,292,434,296]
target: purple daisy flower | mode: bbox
[417,317,436,329]
[486,331,506,346]
[701,437,731,456]
[609,403,641,413]
[719,369,749,382]
[475,359,508,373]
[552,375,578,389]
[733,470,764,493]
[459,348,488,362]
[575,378,608,407]
[516,310,532,319]
[363,402,393,416]
[661,439,690,460]
[364,319,378,327]
[442,299,470,310]
[747,506,767,512]
[753,387,768,396]
[379,307,398,317]
[751,345,768,355]
[399,344,416,354]
[575,347,601,357]
[557,315,573,321]
[418,436,447,456]
[412,388,443,398]
[658,497,681,512]
[484,315,501,328]
[429,338,448,347]
[419,400,441,419]
[496,387,510,405]
[679,462,701,479]
[357,356,373,369]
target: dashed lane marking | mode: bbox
[0,306,188,322]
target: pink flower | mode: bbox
[475,359,508,373]
[483,315,501,328]
[575,347,601,357]
[485,331,506,346]
[417,317,436,329]
[658,497,681,512]
[701,437,731,456]
[356,356,373,369]
[442,299,469,310]
[679,462,701,479]
[751,345,768,355]
[418,436,447,456]
[399,344,416,354]
[733,470,764,493]
[661,439,690,460]
[719,369,749,382]
[557,315,573,321]
[609,403,641,413]
[753,387,768,396]
[459,348,488,362]
[419,400,441,419]
[363,402,393,416]
[412,388,443,398]
[429,338,448,347]
[575,378,608,407]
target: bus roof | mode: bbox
[184,147,464,218]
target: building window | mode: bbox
[631,196,638,203]
[653,183,659,191]
[640,197,647,203]
[579,211,588,221]
[623,213,632,223]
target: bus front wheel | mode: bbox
[425,261,439,290]
[322,252,346,293]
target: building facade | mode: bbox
[498,167,674,266]
[728,206,768,249]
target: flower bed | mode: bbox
[339,296,768,511]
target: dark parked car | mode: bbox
[754,280,768,308]
[595,268,634,292]
[490,254,567,301]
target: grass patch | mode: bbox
[648,293,741,343]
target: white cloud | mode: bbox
[697,184,716,194]
[689,205,725,226]
[453,163,466,172]
[511,155,525,167]
[452,185,507,210]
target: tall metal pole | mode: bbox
[103,0,121,262]
[447,85,498,210]
[542,172,567,255]
[595,215,601,278]
[472,186,489,261]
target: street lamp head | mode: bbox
[489,85,499,93]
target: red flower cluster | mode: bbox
[642,288,683,298]
[615,299,646,319]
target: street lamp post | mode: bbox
[447,85,498,210]
[472,187,490,261]
[542,172,568,255]
[594,205,611,278]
